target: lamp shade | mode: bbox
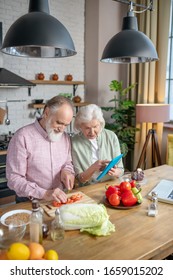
[101,11,158,64]
[136,104,170,123]
[1,0,76,58]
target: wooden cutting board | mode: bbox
[0,107,6,124]
[40,191,96,217]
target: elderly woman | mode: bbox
[71,104,124,186]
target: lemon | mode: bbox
[44,249,59,260]
[7,242,30,260]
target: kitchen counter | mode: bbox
[0,164,173,260]
[0,150,7,155]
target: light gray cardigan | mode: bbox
[71,129,124,186]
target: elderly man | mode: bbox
[6,96,75,203]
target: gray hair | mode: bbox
[74,104,105,133]
[43,95,73,114]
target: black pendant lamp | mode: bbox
[1,0,76,58]
[101,3,158,64]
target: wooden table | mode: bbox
[1,164,173,260]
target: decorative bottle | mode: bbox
[148,191,158,217]
[51,208,65,241]
[30,199,43,244]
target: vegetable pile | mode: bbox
[105,180,143,207]
[52,193,83,207]
[59,203,115,236]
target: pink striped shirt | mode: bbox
[6,119,74,199]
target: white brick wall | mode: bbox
[0,0,85,134]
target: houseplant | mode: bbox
[102,80,139,169]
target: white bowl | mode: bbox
[0,209,31,226]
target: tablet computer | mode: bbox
[96,153,124,181]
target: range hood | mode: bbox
[0,68,35,87]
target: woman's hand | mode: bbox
[108,165,124,177]
[92,160,109,172]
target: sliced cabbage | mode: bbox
[59,203,115,236]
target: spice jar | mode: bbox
[148,191,158,217]
[42,223,49,238]
[51,209,64,241]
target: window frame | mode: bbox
[166,0,173,122]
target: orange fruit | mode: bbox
[28,242,45,260]
[44,249,59,260]
[7,243,30,260]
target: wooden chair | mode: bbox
[166,134,173,166]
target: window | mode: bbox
[166,0,173,121]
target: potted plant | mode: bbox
[102,80,139,170]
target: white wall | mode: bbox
[0,0,85,134]
[0,0,128,135]
[85,0,127,107]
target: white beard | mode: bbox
[45,120,63,142]
[48,130,63,142]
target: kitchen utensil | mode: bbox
[0,107,6,124]
[5,102,10,125]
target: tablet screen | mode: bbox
[96,154,123,181]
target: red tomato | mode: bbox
[52,201,62,207]
[108,193,120,206]
[105,185,120,198]
[121,190,137,206]
[130,180,137,188]
[119,181,131,193]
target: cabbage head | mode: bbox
[59,203,115,236]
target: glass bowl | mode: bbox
[0,221,26,249]
[119,172,131,182]
[119,172,147,186]
[34,99,44,104]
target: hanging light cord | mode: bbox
[132,1,154,14]
[113,0,154,12]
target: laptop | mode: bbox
[148,179,173,205]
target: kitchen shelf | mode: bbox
[30,102,89,109]
[29,80,85,97]
[30,80,85,85]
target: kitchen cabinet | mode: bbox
[0,152,16,206]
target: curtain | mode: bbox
[129,0,171,170]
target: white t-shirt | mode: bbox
[89,138,100,181]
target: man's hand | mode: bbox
[43,188,67,203]
[61,170,75,190]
